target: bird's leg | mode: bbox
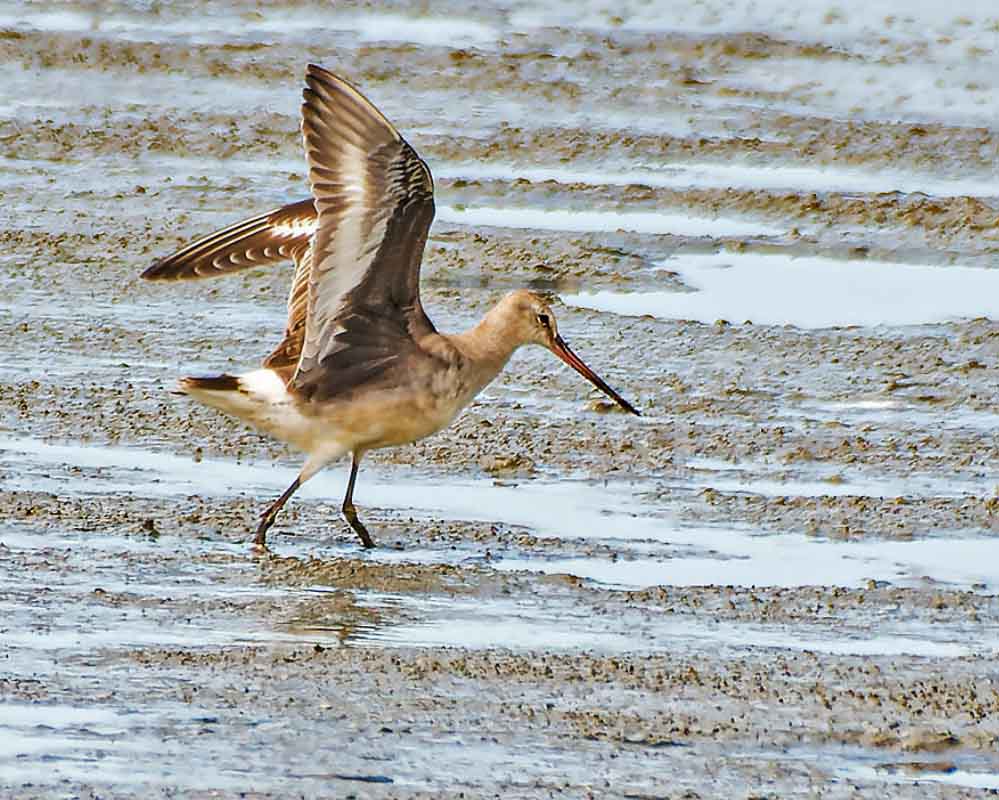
[341,454,375,549]
[254,476,301,548]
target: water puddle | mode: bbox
[3,513,995,686]
[0,524,349,662]
[437,204,783,238]
[0,64,295,118]
[0,292,281,333]
[838,763,999,791]
[0,702,167,783]
[512,1,999,65]
[514,2,999,130]
[728,56,999,126]
[753,746,999,793]
[785,399,999,434]
[563,252,999,328]
[0,688,672,794]
[0,6,499,47]
[353,593,998,658]
[683,456,997,500]
[246,12,499,47]
[490,532,999,592]
[3,436,999,592]
[438,160,998,199]
[350,594,638,652]
[0,154,786,245]
[0,699,272,791]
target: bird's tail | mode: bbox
[178,369,292,428]
[179,374,241,393]
[176,368,342,461]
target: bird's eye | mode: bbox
[537,313,550,327]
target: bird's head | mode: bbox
[500,289,640,416]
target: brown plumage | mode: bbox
[143,198,317,282]
[143,64,638,550]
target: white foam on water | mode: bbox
[563,252,999,328]
[437,204,783,238]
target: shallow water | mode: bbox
[360,592,998,658]
[564,252,999,327]
[437,204,785,237]
[5,434,999,602]
[839,763,999,791]
[0,6,500,47]
[439,160,999,199]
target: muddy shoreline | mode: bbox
[3,1,999,797]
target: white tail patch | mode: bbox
[179,368,318,453]
[238,368,290,403]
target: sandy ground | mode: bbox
[2,0,999,797]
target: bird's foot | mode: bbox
[254,510,276,549]
[250,540,272,556]
[342,503,376,549]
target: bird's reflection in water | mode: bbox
[259,556,424,646]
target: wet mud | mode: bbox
[3,1,999,797]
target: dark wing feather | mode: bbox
[141,198,318,281]
[262,241,313,384]
[291,64,437,396]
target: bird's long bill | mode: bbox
[551,335,640,415]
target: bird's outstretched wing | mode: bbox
[141,65,438,397]
[141,198,318,281]
[292,64,437,398]
[141,196,319,385]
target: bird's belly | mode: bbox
[310,386,463,452]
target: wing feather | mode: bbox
[262,240,313,383]
[292,64,436,394]
[141,198,318,281]
[142,198,320,385]
[140,65,440,401]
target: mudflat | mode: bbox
[2,1,999,797]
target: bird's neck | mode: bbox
[449,306,523,393]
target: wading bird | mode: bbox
[142,64,639,549]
